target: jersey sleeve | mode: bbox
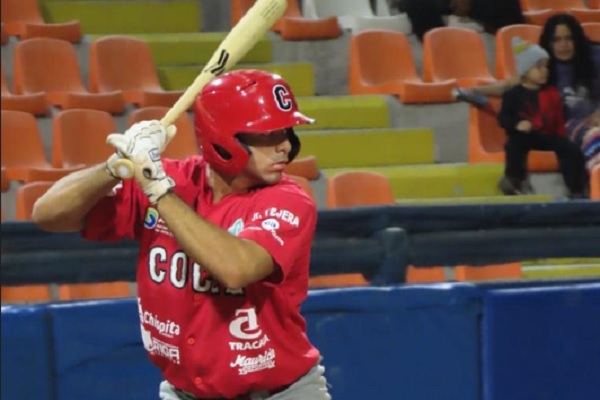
[81,178,145,242]
[237,187,317,283]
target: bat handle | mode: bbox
[112,158,135,180]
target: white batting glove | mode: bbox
[107,123,176,204]
[105,120,176,180]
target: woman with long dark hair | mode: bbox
[456,13,600,173]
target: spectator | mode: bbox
[404,0,523,41]
[456,13,600,172]
[497,37,587,198]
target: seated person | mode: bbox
[456,14,600,173]
[497,37,587,199]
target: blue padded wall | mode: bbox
[303,284,481,400]
[48,299,162,400]
[482,283,600,400]
[1,304,53,400]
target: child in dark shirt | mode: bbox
[497,37,587,198]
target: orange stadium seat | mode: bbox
[569,9,600,23]
[1,285,52,303]
[308,274,369,288]
[0,0,81,43]
[13,38,124,113]
[349,30,454,103]
[1,65,48,115]
[287,174,316,201]
[1,23,8,45]
[583,23,600,42]
[58,283,132,301]
[407,262,523,283]
[405,267,447,283]
[591,165,600,200]
[128,107,198,160]
[284,156,320,180]
[468,99,559,171]
[327,171,395,208]
[423,27,496,88]
[89,36,184,108]
[455,263,523,281]
[52,109,116,168]
[589,0,600,9]
[1,166,10,192]
[13,179,132,301]
[1,110,82,182]
[519,0,586,11]
[231,0,340,40]
[15,181,53,221]
[495,25,542,80]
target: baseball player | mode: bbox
[32,70,331,400]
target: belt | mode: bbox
[174,382,291,400]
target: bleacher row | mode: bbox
[2,0,600,303]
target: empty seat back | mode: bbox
[89,36,162,93]
[52,109,117,168]
[13,38,85,95]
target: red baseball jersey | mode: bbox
[82,156,320,398]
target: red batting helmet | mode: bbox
[194,69,314,176]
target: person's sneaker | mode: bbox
[498,176,524,195]
[522,179,535,195]
[452,87,489,108]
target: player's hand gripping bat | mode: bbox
[110,0,288,180]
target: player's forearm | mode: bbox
[156,193,274,289]
[32,164,118,232]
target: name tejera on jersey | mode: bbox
[251,207,300,227]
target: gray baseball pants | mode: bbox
[159,363,331,400]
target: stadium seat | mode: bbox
[423,27,496,88]
[591,164,600,200]
[13,38,124,113]
[1,110,82,182]
[14,179,132,302]
[231,0,341,40]
[519,0,586,11]
[589,0,599,9]
[305,0,408,33]
[1,65,48,115]
[583,23,600,42]
[468,100,559,171]
[1,23,7,45]
[128,107,198,160]
[89,36,184,108]
[495,25,542,80]
[454,263,523,281]
[327,171,395,207]
[1,166,10,192]
[284,155,320,180]
[15,181,53,221]
[569,9,600,23]
[52,109,117,168]
[405,266,447,283]
[287,174,316,201]
[0,0,82,43]
[1,285,52,303]
[349,30,454,103]
[58,283,132,301]
[308,273,369,288]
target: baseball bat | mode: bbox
[111,0,288,180]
